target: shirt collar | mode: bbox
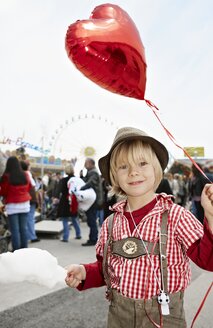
[111,193,174,215]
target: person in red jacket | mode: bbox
[0,156,32,251]
[65,127,213,328]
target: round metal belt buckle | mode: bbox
[122,240,138,255]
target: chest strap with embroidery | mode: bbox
[111,237,159,259]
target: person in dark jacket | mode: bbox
[189,163,211,224]
[57,165,81,242]
[156,177,173,195]
[80,158,103,246]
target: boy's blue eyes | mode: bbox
[119,164,128,169]
[118,162,147,169]
[139,161,147,167]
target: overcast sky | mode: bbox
[0,0,212,166]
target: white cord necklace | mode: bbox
[127,202,170,315]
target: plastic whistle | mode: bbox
[157,291,170,315]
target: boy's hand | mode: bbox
[201,184,213,230]
[65,264,86,288]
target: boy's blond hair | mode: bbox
[109,140,163,196]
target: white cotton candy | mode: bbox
[0,248,67,288]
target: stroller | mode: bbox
[0,203,11,254]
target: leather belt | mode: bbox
[111,237,159,259]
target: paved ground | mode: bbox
[0,221,212,328]
[0,287,107,328]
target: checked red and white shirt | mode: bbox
[78,194,213,299]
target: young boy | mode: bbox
[65,127,213,328]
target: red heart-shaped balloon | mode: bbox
[65,3,147,100]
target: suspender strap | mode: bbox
[159,211,168,293]
[102,213,114,300]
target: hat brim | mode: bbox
[98,135,169,184]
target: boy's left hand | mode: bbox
[201,184,213,229]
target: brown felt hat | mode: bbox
[98,127,169,184]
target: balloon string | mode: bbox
[144,99,212,183]
[144,99,159,111]
[190,281,213,328]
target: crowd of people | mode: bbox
[0,155,117,251]
[157,169,213,224]
[0,151,212,253]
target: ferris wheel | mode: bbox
[48,113,119,171]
